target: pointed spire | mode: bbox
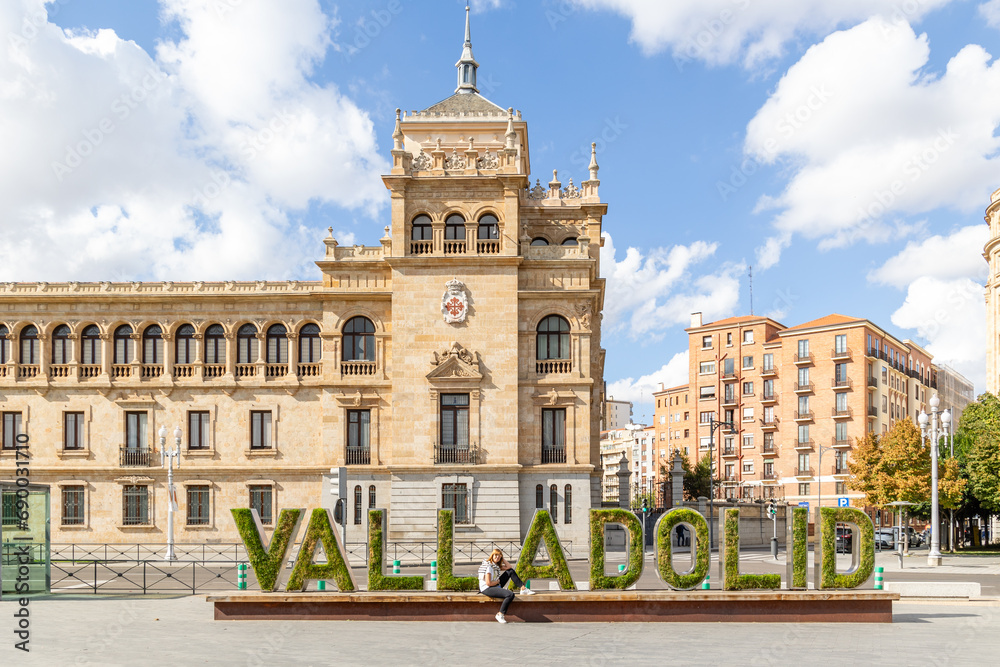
[588,142,600,181]
[455,2,479,94]
[505,108,517,150]
[392,109,404,151]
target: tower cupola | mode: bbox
[455,3,479,94]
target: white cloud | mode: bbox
[600,233,744,339]
[981,0,1000,29]
[889,277,986,392]
[607,351,690,409]
[868,226,989,288]
[566,0,954,68]
[0,0,388,282]
[745,17,1000,265]
[469,0,504,12]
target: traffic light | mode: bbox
[642,497,648,513]
[765,500,777,519]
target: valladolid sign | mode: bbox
[232,506,876,593]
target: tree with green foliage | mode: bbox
[681,452,712,500]
[955,393,1000,513]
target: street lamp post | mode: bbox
[160,425,182,562]
[707,416,736,549]
[918,394,949,567]
[816,443,837,521]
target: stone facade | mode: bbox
[984,188,1000,394]
[0,12,606,551]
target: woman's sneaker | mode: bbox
[520,586,536,595]
[495,612,507,624]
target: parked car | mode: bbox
[875,527,920,549]
[836,526,853,553]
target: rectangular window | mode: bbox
[564,485,572,524]
[799,483,811,496]
[542,408,566,463]
[2,492,19,527]
[726,333,733,346]
[722,358,735,376]
[64,412,84,450]
[251,411,272,449]
[882,396,888,414]
[798,396,810,414]
[764,432,775,451]
[702,335,712,349]
[699,386,716,400]
[835,334,847,354]
[742,460,754,473]
[699,437,711,450]
[125,412,148,450]
[742,433,754,449]
[835,363,848,384]
[743,330,754,344]
[188,411,211,450]
[763,406,774,423]
[742,381,753,396]
[724,385,736,403]
[798,339,810,357]
[122,485,150,526]
[835,482,847,495]
[699,361,716,374]
[742,407,753,422]
[249,485,272,525]
[764,460,774,477]
[442,483,469,524]
[724,464,735,479]
[2,412,23,449]
[762,353,774,371]
[347,410,371,464]
[724,409,735,424]
[742,355,753,369]
[836,392,848,413]
[798,424,810,443]
[441,394,470,449]
[797,368,809,386]
[186,486,210,526]
[62,486,85,526]
[798,453,811,470]
[763,379,774,398]
[836,422,848,443]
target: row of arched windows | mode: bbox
[535,483,573,524]
[530,237,578,247]
[0,318,378,366]
[410,213,500,241]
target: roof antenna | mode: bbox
[748,265,754,316]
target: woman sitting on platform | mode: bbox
[478,548,534,623]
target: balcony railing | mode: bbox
[79,365,101,378]
[235,364,257,378]
[435,445,481,465]
[204,364,225,378]
[722,447,737,457]
[867,376,878,388]
[410,240,433,255]
[112,365,132,378]
[141,365,163,379]
[794,440,814,451]
[721,370,737,380]
[721,394,738,406]
[831,347,852,361]
[173,364,196,378]
[536,360,572,375]
[120,447,155,468]
[346,447,371,466]
[443,241,467,255]
[761,391,777,403]
[763,443,776,454]
[867,406,878,418]
[541,447,567,464]
[297,363,321,378]
[760,367,777,377]
[342,361,377,377]
[832,407,852,418]
[795,467,814,477]
[49,364,72,378]
[762,472,776,481]
[866,347,878,358]
[761,418,778,429]
[265,364,288,378]
[477,240,501,255]
[794,353,813,365]
[834,466,850,476]
[793,411,814,422]
[832,378,852,390]
[832,438,852,448]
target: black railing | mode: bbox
[346,447,371,465]
[542,447,567,464]
[120,447,154,467]
[434,445,480,465]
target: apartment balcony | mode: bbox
[795,467,814,478]
[721,447,738,458]
[761,391,777,404]
[112,364,132,379]
[763,443,776,454]
[49,364,72,379]
[345,447,371,466]
[120,447,155,468]
[867,376,878,389]
[342,361,377,377]
[79,364,101,379]
[410,240,433,255]
[832,407,853,419]
[264,364,288,378]
[867,406,878,418]
[722,475,738,484]
[866,347,878,359]
[536,360,572,375]
[760,367,777,378]
[794,440,815,451]
[235,364,257,378]
[832,378,853,390]
[833,466,850,476]
[832,438,852,449]
[760,418,778,430]
[296,362,321,378]
[831,347,853,361]
[721,370,737,380]
[762,471,777,481]
[140,364,163,379]
[793,382,814,394]
[173,364,196,379]
[793,353,813,365]
[203,364,225,378]
[476,240,501,255]
[793,411,814,422]
[541,447,567,464]
[435,445,482,465]
[721,394,738,407]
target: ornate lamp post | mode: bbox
[160,425,182,562]
[707,416,736,549]
[918,394,949,567]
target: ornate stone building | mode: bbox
[984,188,1000,394]
[0,8,606,550]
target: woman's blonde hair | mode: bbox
[489,548,504,562]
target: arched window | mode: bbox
[561,237,579,246]
[175,325,196,365]
[445,214,466,240]
[477,214,499,240]
[354,485,362,525]
[204,324,225,364]
[550,484,558,523]
[266,324,288,364]
[411,215,432,241]
[530,238,549,246]
[237,324,258,364]
[298,324,322,363]
[143,325,163,364]
[20,325,39,365]
[342,317,375,362]
[368,485,376,509]
[113,325,133,364]
[536,315,570,360]
[564,485,572,524]
[0,326,9,364]
[535,484,543,510]
[52,325,71,365]
[81,325,101,365]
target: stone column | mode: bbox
[670,451,685,509]
[617,453,631,510]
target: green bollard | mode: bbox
[237,563,247,591]
[701,574,710,590]
[318,580,326,591]
[430,560,438,581]
[874,566,884,591]
[393,559,401,575]
[618,564,626,573]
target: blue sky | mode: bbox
[1,0,998,423]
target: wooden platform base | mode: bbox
[208,590,899,623]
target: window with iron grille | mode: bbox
[549,484,558,523]
[347,410,370,464]
[2,412,22,450]
[542,408,566,463]
[353,485,362,525]
[64,412,84,450]
[125,412,147,450]
[442,483,469,524]
[535,484,543,509]
[564,485,572,524]
[440,394,469,449]
[249,485,272,525]
[189,411,211,450]
[122,485,150,526]
[368,485,376,509]
[186,486,210,526]
[62,486,85,526]
[2,492,19,527]
[251,411,272,449]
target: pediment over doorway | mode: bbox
[427,342,482,383]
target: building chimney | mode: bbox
[691,312,703,328]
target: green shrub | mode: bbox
[721,509,780,591]
[231,508,302,592]
[286,509,356,592]
[436,509,478,591]
[368,509,424,591]
[787,507,809,589]
[516,510,575,590]
[653,508,709,590]
[818,507,875,589]
[589,509,642,590]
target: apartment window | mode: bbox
[763,406,775,424]
[836,392,848,413]
[798,396,810,414]
[536,315,571,360]
[799,483,811,496]
[550,485,558,523]
[764,432,775,451]
[726,333,733,346]
[835,482,847,495]
[660,415,666,425]
[699,437,711,450]
[442,483,469,524]
[724,385,736,403]
[742,407,753,422]
[249,485,273,525]
[742,434,754,449]
[762,459,774,476]
[722,358,735,376]
[142,325,163,365]
[62,486,85,526]
[742,355,753,369]
[175,324,196,365]
[683,412,689,420]
[743,330,754,344]
[702,335,712,349]
[80,325,101,365]
[699,361,715,374]
[478,214,499,240]
[798,367,809,386]
[205,324,226,364]
[52,325,71,364]
[189,412,211,450]
[19,325,39,364]
[64,412,84,450]
[882,366,888,383]
[699,411,714,424]
[354,485,362,525]
[762,353,774,371]
[742,381,753,396]
[0,325,8,364]
[798,453,811,471]
[125,412,148,451]
[347,410,370,463]
[2,413,22,449]
[835,334,847,355]
[445,214,466,240]
[835,451,849,472]
[724,409,735,424]
[250,411,272,449]
[411,214,432,241]
[186,486,210,526]
[798,424,810,444]
[882,396,888,414]
[237,324,259,364]
[797,339,810,358]
[543,408,567,463]
[265,324,288,364]
[122,485,150,526]
[724,464,735,479]
[763,379,774,398]
[684,429,690,438]
[441,394,470,449]
[699,386,716,400]
[369,485,377,509]
[536,484,544,509]
[564,485,572,524]
[298,324,322,363]
[743,460,754,474]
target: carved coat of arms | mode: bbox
[441,278,468,324]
